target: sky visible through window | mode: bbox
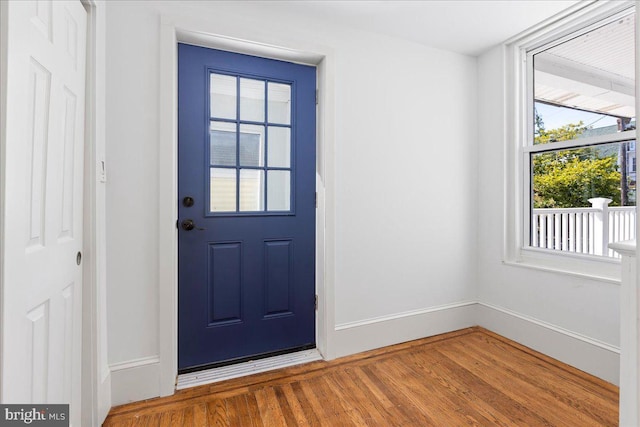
[535,101,620,132]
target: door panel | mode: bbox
[178,45,316,371]
[2,1,86,424]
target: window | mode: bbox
[522,7,636,260]
[208,72,293,214]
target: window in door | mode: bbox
[209,72,293,214]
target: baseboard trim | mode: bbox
[108,300,621,405]
[97,373,112,424]
[331,301,477,359]
[110,356,161,406]
[110,355,161,372]
[478,302,619,354]
[476,302,620,385]
[335,301,477,331]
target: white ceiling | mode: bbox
[260,0,581,56]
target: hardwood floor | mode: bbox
[103,327,618,426]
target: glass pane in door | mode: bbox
[268,82,291,124]
[267,170,290,211]
[240,78,265,122]
[210,73,236,119]
[210,121,237,166]
[240,169,265,211]
[239,124,265,167]
[210,168,237,212]
[267,126,290,168]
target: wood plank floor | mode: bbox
[103,327,618,426]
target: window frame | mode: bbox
[206,69,295,216]
[505,0,636,280]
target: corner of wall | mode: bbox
[331,302,477,359]
[474,43,620,388]
[476,302,620,385]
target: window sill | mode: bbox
[504,247,621,284]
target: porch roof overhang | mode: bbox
[534,11,636,119]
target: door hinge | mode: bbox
[315,89,318,105]
[315,294,318,310]
[315,192,318,208]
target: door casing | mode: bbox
[79,1,112,424]
[158,21,337,396]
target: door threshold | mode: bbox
[176,348,323,390]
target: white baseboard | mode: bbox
[108,301,621,406]
[110,356,161,406]
[331,301,477,359]
[476,302,620,385]
[97,372,111,424]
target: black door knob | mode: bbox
[181,219,195,231]
[181,219,205,231]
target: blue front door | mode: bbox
[178,44,316,372]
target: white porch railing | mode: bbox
[531,197,636,258]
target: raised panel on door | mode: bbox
[2,1,86,424]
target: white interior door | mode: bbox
[2,0,87,424]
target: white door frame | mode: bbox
[158,16,337,396]
[80,0,111,424]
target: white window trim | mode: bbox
[504,0,636,282]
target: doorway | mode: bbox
[177,44,317,372]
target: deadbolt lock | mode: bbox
[182,196,195,207]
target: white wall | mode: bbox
[476,46,620,384]
[106,1,161,366]
[105,0,478,404]
[333,36,478,325]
